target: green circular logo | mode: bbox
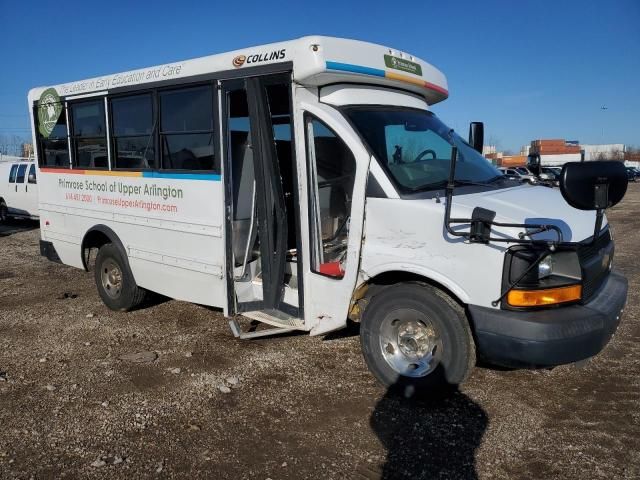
[38,88,63,138]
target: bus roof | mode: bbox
[28,36,448,105]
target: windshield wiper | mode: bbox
[483,175,507,184]
[455,179,501,187]
[406,178,498,192]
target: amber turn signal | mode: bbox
[507,285,582,307]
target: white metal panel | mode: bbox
[360,184,599,310]
[540,153,581,166]
[28,36,448,106]
[37,170,227,308]
[0,162,17,213]
[65,91,109,101]
[320,84,429,109]
[581,144,625,161]
[0,155,30,163]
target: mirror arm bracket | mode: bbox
[590,182,608,244]
[445,146,564,246]
[591,209,605,245]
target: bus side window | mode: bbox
[28,164,37,184]
[9,164,18,183]
[70,100,108,169]
[159,85,216,171]
[16,164,28,183]
[305,115,356,278]
[111,93,156,170]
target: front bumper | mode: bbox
[468,270,627,368]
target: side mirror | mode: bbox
[468,122,484,153]
[527,153,541,177]
[28,174,36,184]
[560,161,628,210]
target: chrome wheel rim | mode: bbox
[101,259,123,299]
[379,308,443,378]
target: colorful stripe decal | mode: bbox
[40,168,220,181]
[325,60,449,98]
[326,61,386,78]
[143,171,221,181]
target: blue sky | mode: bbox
[1,0,638,151]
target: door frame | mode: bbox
[220,73,304,319]
[293,88,371,335]
[24,163,38,215]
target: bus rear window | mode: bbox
[38,103,70,168]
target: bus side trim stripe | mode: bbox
[39,168,221,181]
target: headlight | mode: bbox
[502,247,582,309]
[538,255,554,279]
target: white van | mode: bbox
[28,36,628,393]
[0,159,39,222]
[498,167,536,184]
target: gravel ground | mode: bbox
[1,185,639,479]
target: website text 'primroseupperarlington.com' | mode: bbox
[97,195,179,213]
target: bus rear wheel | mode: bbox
[94,243,146,311]
[360,282,475,397]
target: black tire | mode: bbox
[360,282,475,396]
[0,201,8,224]
[94,243,146,311]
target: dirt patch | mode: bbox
[126,366,172,391]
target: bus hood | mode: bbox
[450,185,601,243]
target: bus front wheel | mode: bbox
[360,282,475,397]
[94,243,146,311]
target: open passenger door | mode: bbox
[221,74,303,332]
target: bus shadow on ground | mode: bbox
[0,218,39,237]
[135,292,172,311]
[367,382,487,480]
[322,319,361,341]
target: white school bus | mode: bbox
[29,36,628,393]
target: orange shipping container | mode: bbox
[501,155,527,167]
[535,145,564,151]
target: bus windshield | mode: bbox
[344,107,501,193]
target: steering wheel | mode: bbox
[414,149,437,162]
